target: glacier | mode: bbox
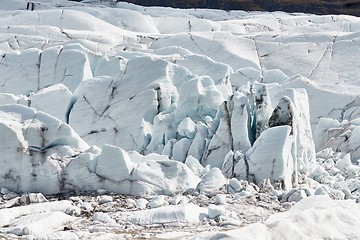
[1,0,360,239]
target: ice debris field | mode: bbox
[1,0,360,239]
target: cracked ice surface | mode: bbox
[1,0,360,239]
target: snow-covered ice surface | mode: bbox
[1,0,360,239]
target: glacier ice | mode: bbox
[0,104,88,194]
[1,1,360,238]
[245,126,294,190]
[0,104,202,196]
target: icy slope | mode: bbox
[196,195,360,240]
[1,0,360,239]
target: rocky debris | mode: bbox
[0,181,287,239]
[197,167,227,195]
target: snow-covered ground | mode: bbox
[1,0,360,239]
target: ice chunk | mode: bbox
[287,189,307,202]
[228,178,242,193]
[117,203,207,225]
[283,89,316,174]
[135,198,149,209]
[93,212,117,225]
[95,144,136,182]
[131,160,201,196]
[148,195,168,209]
[214,194,227,205]
[10,211,76,236]
[198,167,226,194]
[207,204,226,219]
[0,200,73,227]
[177,117,197,139]
[246,126,294,190]
[97,195,113,204]
[185,155,205,177]
[28,193,48,204]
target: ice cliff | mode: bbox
[0,0,360,199]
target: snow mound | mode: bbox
[199,195,360,240]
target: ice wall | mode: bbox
[0,1,359,196]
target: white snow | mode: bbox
[0,0,360,238]
[0,200,73,227]
[197,195,360,240]
[117,203,208,225]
